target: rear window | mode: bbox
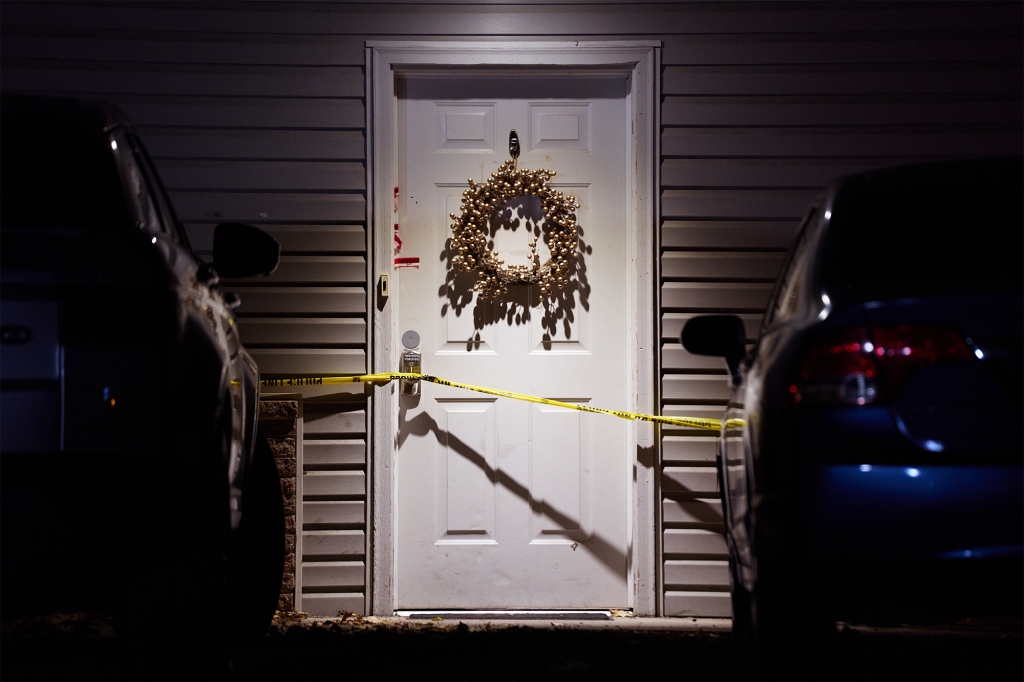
[1,108,129,231]
[821,158,1023,306]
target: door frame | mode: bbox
[366,40,661,615]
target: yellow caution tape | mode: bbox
[261,373,744,432]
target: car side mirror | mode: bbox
[682,315,746,378]
[212,222,280,278]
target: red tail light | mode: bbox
[870,325,973,389]
[788,325,972,406]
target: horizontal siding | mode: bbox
[5,21,1018,66]
[664,592,732,618]
[663,529,728,558]
[158,161,366,193]
[663,437,717,464]
[248,349,365,376]
[663,375,732,403]
[662,98,1023,127]
[238,319,366,347]
[190,225,366,256]
[301,404,368,614]
[302,530,365,558]
[661,252,784,281]
[661,32,1022,65]
[662,190,815,220]
[303,471,366,498]
[664,560,729,589]
[661,66,1023,96]
[304,440,366,467]
[303,500,366,526]
[13,30,1014,70]
[662,221,797,250]
[301,594,365,615]
[662,283,773,312]
[664,557,732,620]
[3,4,1017,34]
[145,131,365,162]
[304,407,366,437]
[662,467,719,496]
[125,97,364,129]
[0,33,364,65]
[302,562,366,590]
[662,159,908,190]
[662,343,729,372]
[663,498,724,526]
[0,64,364,97]
[226,257,365,286]
[662,129,1022,159]
[171,192,365,224]
[234,288,365,316]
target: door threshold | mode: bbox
[397,610,613,621]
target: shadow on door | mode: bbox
[397,403,626,579]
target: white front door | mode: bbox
[395,75,630,609]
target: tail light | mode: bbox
[788,325,972,406]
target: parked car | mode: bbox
[682,157,1023,638]
[0,95,284,649]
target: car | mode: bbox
[682,156,1023,639]
[0,95,285,653]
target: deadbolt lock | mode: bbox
[400,349,421,396]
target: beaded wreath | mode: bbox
[448,159,580,299]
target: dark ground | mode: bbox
[1,611,1021,681]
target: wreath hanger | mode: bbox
[449,129,580,299]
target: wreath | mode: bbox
[448,158,580,299]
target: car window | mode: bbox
[822,159,1023,305]
[763,207,817,332]
[132,133,195,254]
[111,128,164,236]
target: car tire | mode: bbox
[229,429,285,642]
[747,571,835,645]
[119,405,232,678]
[729,555,754,640]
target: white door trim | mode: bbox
[366,40,661,616]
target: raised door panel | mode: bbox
[435,400,497,543]
[530,404,589,541]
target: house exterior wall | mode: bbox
[3,0,1020,617]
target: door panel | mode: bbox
[530,404,588,540]
[437,399,497,541]
[396,75,629,609]
[529,103,591,151]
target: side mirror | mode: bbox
[682,315,746,377]
[212,222,280,278]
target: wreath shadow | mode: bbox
[438,194,592,351]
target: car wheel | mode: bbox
[747,570,835,645]
[120,405,232,677]
[229,429,285,641]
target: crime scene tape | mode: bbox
[261,373,744,432]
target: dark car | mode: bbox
[0,95,284,649]
[682,157,1023,638]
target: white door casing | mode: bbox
[368,42,660,615]
[396,75,627,608]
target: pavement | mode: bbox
[2,610,1021,680]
